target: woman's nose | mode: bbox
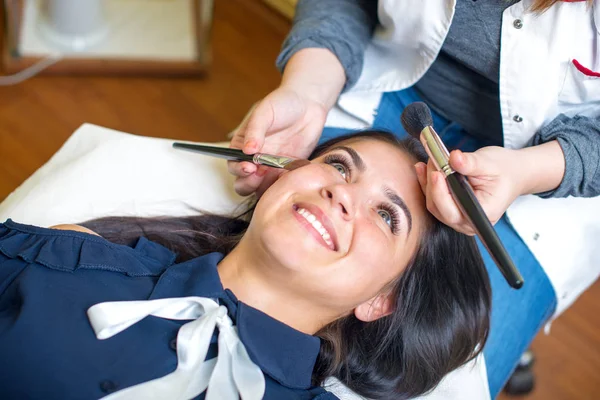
[321,185,355,220]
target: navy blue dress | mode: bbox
[0,220,338,400]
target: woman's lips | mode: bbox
[292,203,339,251]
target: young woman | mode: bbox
[227,0,599,395]
[0,132,490,400]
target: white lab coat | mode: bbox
[323,1,600,399]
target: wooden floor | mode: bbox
[0,0,598,398]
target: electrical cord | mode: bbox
[0,53,63,86]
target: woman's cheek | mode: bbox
[355,222,396,270]
[278,165,332,189]
[353,222,380,258]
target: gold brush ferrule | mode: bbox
[421,126,454,177]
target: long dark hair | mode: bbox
[82,131,491,399]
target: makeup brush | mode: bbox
[172,142,311,171]
[401,102,524,289]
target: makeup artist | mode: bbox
[227,0,600,397]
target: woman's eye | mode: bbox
[378,210,392,227]
[331,163,347,179]
[323,154,352,181]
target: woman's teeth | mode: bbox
[297,207,334,248]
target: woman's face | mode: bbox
[247,138,427,318]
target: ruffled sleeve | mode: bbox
[0,219,176,277]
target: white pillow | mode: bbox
[0,123,490,400]
[0,123,245,226]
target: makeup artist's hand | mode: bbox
[228,48,346,197]
[414,146,525,236]
[228,86,327,197]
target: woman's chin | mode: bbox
[252,211,337,273]
[260,235,329,272]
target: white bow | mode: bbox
[87,296,266,400]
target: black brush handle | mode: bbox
[446,173,524,289]
[172,143,255,162]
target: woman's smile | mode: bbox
[292,203,338,251]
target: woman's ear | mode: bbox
[354,292,394,322]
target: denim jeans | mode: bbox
[319,88,557,398]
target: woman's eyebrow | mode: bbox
[330,146,366,172]
[384,186,413,234]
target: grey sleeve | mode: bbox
[275,0,379,91]
[533,113,600,198]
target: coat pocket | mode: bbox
[558,59,600,106]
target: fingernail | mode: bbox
[242,166,251,174]
[431,172,439,184]
[256,167,268,177]
[245,140,257,153]
[414,163,422,175]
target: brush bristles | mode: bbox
[401,102,434,139]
